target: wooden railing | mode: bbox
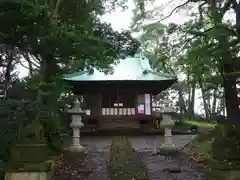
[84,106,163,117]
[84,108,137,116]
[101,108,136,116]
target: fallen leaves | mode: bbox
[53,153,91,180]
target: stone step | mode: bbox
[99,119,140,129]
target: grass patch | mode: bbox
[182,120,216,128]
[108,136,148,180]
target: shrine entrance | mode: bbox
[101,91,136,116]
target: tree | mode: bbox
[0,0,141,159]
[131,0,240,166]
[0,0,141,123]
[132,0,240,121]
[0,0,140,88]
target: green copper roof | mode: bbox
[63,52,177,81]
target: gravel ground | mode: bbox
[138,152,205,180]
[54,137,111,180]
[54,135,204,180]
[128,135,196,152]
[81,137,111,180]
[129,135,205,180]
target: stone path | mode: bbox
[128,135,196,152]
[81,137,111,180]
[54,135,203,180]
[129,135,205,180]
[54,137,111,180]
[137,152,205,180]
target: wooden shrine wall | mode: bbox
[84,93,100,116]
[84,92,153,117]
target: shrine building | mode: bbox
[63,52,177,130]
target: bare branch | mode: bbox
[22,53,34,76]
[172,26,215,55]
[198,1,207,20]
[156,0,191,23]
[221,0,234,15]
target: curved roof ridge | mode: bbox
[63,52,178,81]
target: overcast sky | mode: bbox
[101,0,191,30]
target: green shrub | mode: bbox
[43,118,67,152]
[184,125,240,180]
[183,120,216,128]
[212,123,240,167]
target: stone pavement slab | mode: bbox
[81,137,112,152]
[54,137,111,180]
[138,152,205,180]
[128,135,196,152]
[128,135,204,180]
[81,137,111,180]
[55,135,200,180]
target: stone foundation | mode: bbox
[99,119,140,129]
[5,172,51,180]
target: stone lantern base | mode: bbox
[156,145,180,156]
[64,145,87,163]
[65,144,86,153]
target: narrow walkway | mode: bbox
[128,135,196,152]
[81,137,111,180]
[129,135,205,180]
[53,137,111,180]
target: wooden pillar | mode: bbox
[150,94,153,115]
[135,92,138,114]
[117,90,120,115]
[100,91,102,116]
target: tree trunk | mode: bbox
[211,88,218,116]
[216,94,224,115]
[176,83,187,118]
[39,54,58,106]
[222,64,240,122]
[187,74,191,111]
[198,78,210,119]
[3,48,15,99]
[189,82,195,119]
[187,81,195,120]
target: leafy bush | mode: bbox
[0,99,38,162]
[212,123,240,165]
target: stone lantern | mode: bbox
[157,100,178,155]
[65,97,86,153]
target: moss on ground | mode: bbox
[5,160,55,172]
[108,136,149,180]
[182,120,216,128]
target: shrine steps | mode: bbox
[98,119,140,130]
